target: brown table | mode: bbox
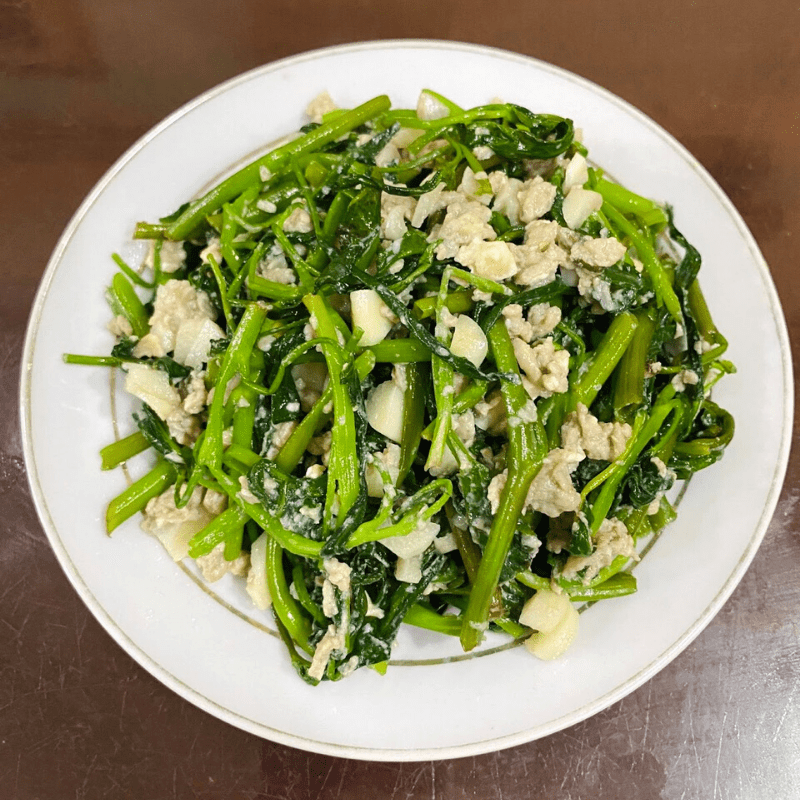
[3,2,799,797]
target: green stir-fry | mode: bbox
[66,90,735,683]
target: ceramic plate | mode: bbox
[20,41,792,760]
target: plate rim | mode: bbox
[18,38,794,761]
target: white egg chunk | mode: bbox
[124,362,181,420]
[455,240,517,281]
[140,486,213,561]
[132,279,216,359]
[562,153,589,193]
[245,533,272,610]
[449,314,488,367]
[394,555,423,584]
[519,588,572,633]
[524,602,580,660]
[365,379,405,443]
[380,518,439,559]
[562,187,603,230]
[195,543,250,583]
[350,289,395,346]
[173,317,226,369]
[380,519,440,584]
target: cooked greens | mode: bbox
[65,90,734,683]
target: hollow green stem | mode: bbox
[291,564,326,625]
[106,460,176,533]
[100,431,150,470]
[602,203,682,323]
[166,95,391,240]
[588,398,678,532]
[571,311,638,409]
[265,535,313,655]
[274,350,374,475]
[460,322,548,651]
[206,253,235,332]
[613,309,656,414]
[302,294,359,528]
[688,280,729,361]
[404,604,463,636]
[397,362,427,485]
[367,339,432,363]
[109,273,149,338]
[412,290,474,320]
[593,177,668,228]
[187,505,248,558]
[112,253,154,289]
[196,303,268,471]
[63,354,122,367]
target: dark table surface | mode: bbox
[2,2,799,798]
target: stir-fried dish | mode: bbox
[66,90,735,683]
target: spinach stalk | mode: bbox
[460,322,548,651]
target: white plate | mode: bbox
[20,40,792,760]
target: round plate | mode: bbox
[20,40,792,760]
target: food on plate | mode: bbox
[65,90,735,683]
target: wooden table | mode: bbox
[2,2,798,797]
